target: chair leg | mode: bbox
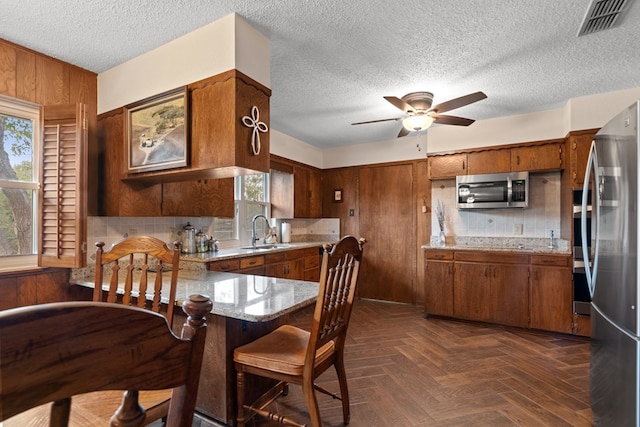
[236,369,247,427]
[334,358,351,424]
[303,377,322,427]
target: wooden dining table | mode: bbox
[69,267,319,426]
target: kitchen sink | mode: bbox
[240,244,284,250]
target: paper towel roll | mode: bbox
[281,222,291,243]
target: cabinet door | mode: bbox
[530,265,573,333]
[265,259,304,279]
[454,262,491,321]
[424,260,454,316]
[490,264,529,328]
[511,143,563,172]
[468,150,511,175]
[162,179,234,217]
[569,132,596,188]
[428,154,468,179]
[293,165,322,218]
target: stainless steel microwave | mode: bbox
[456,172,529,209]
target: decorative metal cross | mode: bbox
[242,106,268,155]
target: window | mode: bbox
[0,96,40,270]
[233,173,271,245]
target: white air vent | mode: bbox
[578,0,633,36]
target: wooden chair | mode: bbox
[0,294,213,427]
[94,235,181,326]
[234,235,366,427]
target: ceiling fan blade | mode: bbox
[430,91,487,114]
[351,117,402,125]
[433,114,475,126]
[397,127,410,138]
[384,96,414,113]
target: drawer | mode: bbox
[239,256,265,269]
[424,250,454,261]
[208,259,240,272]
[530,254,571,267]
[304,254,320,269]
[455,251,529,264]
[265,252,287,264]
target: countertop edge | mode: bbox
[421,244,572,255]
[180,241,328,263]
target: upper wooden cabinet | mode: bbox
[122,69,271,184]
[162,179,234,217]
[270,155,322,218]
[97,69,270,216]
[293,165,322,218]
[427,153,468,179]
[428,139,565,179]
[467,149,511,175]
[567,129,598,188]
[511,142,563,172]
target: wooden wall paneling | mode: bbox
[0,42,16,97]
[415,159,429,305]
[321,167,359,238]
[36,55,69,105]
[358,163,415,303]
[15,47,36,103]
[0,277,18,310]
[34,269,71,304]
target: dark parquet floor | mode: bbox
[194,298,592,427]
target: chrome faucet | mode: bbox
[548,230,555,249]
[251,214,271,247]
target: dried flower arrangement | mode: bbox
[435,200,445,233]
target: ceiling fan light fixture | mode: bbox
[402,114,434,132]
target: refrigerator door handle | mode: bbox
[582,140,600,299]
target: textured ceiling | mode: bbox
[2,0,640,148]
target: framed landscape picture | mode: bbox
[125,86,188,173]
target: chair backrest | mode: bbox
[0,294,212,427]
[94,236,181,326]
[307,236,365,365]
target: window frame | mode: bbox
[0,96,40,271]
[234,173,271,246]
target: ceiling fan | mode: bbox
[352,91,487,137]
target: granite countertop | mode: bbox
[421,244,571,255]
[180,241,327,263]
[421,236,572,255]
[71,269,319,322]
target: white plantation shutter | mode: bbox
[39,104,87,268]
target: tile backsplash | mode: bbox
[86,216,340,257]
[431,171,561,239]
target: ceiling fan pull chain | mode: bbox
[242,106,269,155]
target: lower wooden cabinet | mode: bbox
[207,246,321,281]
[424,250,575,334]
[453,253,529,328]
[529,255,573,333]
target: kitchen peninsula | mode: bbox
[71,258,320,425]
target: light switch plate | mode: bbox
[513,223,523,235]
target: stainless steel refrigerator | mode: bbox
[583,100,640,426]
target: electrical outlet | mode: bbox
[513,224,523,235]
